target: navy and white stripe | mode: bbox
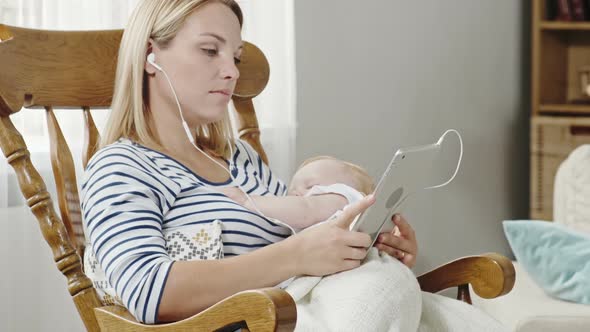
[81,138,290,324]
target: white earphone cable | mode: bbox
[425,129,463,190]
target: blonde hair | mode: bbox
[101,0,243,158]
[298,156,375,195]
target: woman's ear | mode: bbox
[145,39,158,74]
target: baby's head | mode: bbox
[288,156,374,196]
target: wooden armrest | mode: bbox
[94,287,296,332]
[416,253,515,301]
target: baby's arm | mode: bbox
[246,194,348,229]
[218,187,347,229]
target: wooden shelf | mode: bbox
[539,103,590,114]
[530,1,590,220]
[540,21,590,31]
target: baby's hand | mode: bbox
[218,186,248,205]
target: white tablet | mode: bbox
[349,142,442,246]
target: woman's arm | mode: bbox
[158,195,376,322]
[219,186,347,229]
[82,148,177,324]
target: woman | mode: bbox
[81,0,418,325]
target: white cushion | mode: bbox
[554,144,590,234]
[472,262,590,331]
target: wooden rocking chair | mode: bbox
[0,25,515,331]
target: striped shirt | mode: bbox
[80,138,291,324]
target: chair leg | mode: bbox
[457,284,472,304]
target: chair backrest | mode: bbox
[0,24,272,331]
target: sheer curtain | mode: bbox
[0,0,296,209]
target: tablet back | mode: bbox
[350,143,441,245]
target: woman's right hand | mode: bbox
[289,195,375,276]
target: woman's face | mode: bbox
[147,2,243,126]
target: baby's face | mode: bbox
[288,159,357,196]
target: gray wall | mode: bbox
[294,1,530,275]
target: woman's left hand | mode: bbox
[373,214,417,268]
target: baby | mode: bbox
[221,156,374,231]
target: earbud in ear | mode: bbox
[147,53,162,71]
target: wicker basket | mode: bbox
[530,116,590,221]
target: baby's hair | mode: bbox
[298,155,375,195]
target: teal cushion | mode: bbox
[503,220,590,305]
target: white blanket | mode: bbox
[286,248,509,332]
